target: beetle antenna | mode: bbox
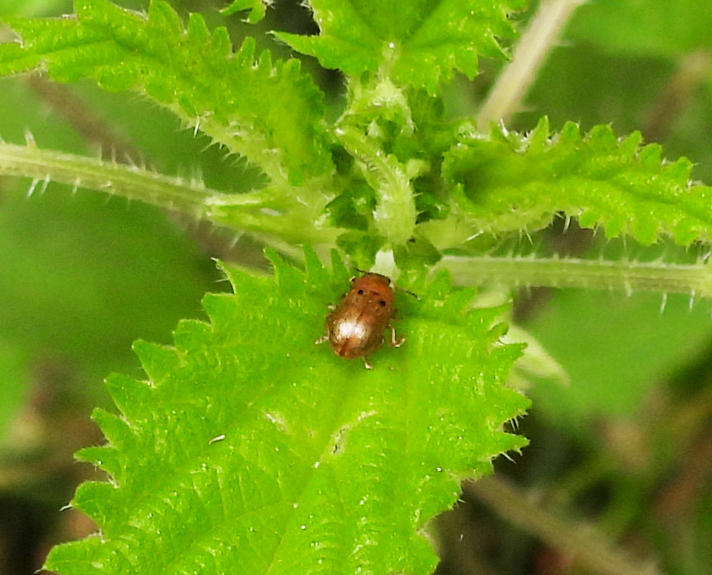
[401,288,421,300]
[350,265,392,284]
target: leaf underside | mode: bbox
[443,118,712,245]
[0,0,332,183]
[45,249,528,575]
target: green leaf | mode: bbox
[45,249,528,575]
[443,117,712,245]
[220,0,268,23]
[276,0,526,93]
[0,0,332,183]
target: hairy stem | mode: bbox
[467,476,661,575]
[438,254,712,297]
[0,141,214,215]
[0,142,337,246]
[477,0,586,131]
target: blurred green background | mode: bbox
[0,1,711,574]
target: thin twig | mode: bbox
[466,476,661,575]
[27,75,139,160]
[477,0,586,131]
[643,51,711,143]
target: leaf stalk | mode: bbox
[438,254,712,297]
[0,142,338,246]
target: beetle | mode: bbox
[318,273,404,369]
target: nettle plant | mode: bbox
[1,0,711,573]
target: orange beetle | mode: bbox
[320,273,404,369]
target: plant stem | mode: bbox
[438,254,712,297]
[0,142,338,247]
[467,476,661,575]
[643,51,711,142]
[0,141,215,216]
[27,76,138,159]
[477,0,586,131]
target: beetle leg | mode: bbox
[389,325,405,347]
[314,328,329,345]
[363,356,373,370]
